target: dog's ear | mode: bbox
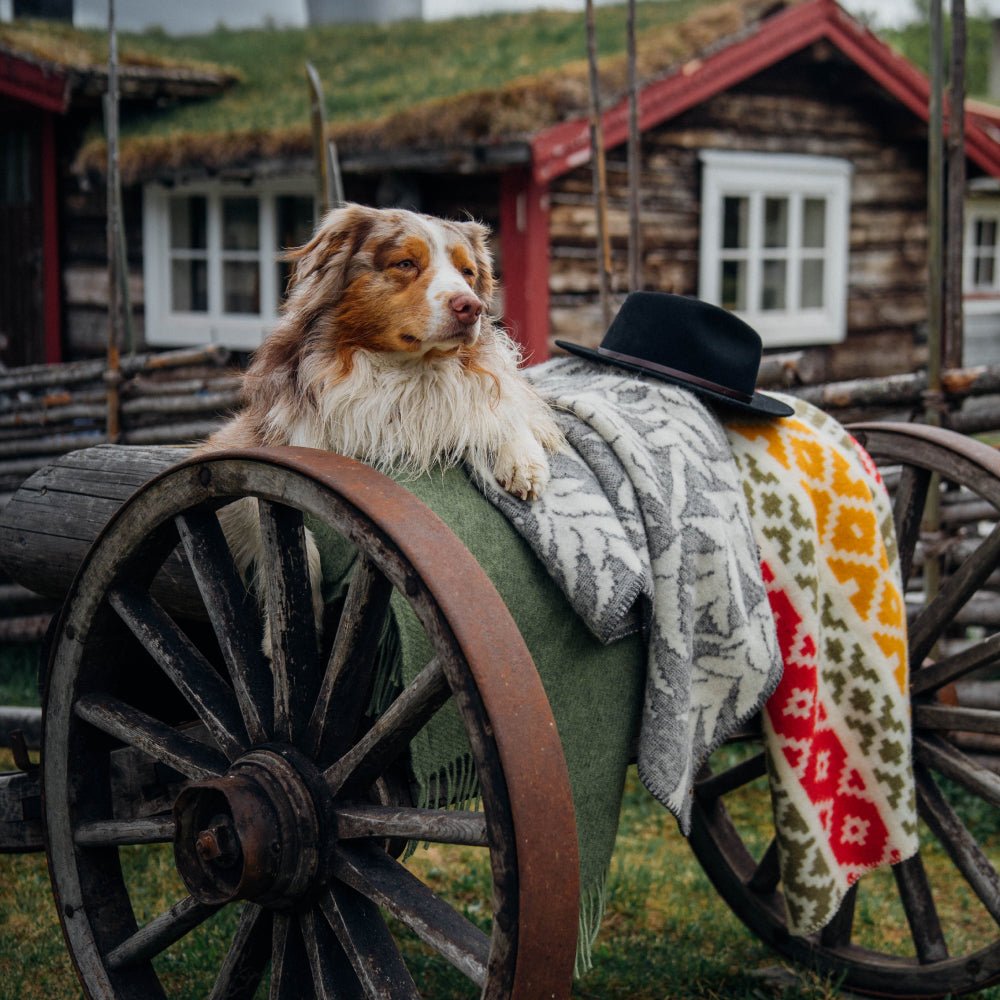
[283,203,380,312]
[457,220,495,306]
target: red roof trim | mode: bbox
[531,0,1000,183]
[0,51,69,113]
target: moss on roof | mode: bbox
[68,0,791,182]
[0,19,239,78]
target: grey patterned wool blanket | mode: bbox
[477,357,784,829]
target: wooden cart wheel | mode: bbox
[687,421,1000,998]
[42,447,579,1000]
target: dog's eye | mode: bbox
[393,259,416,271]
[462,267,476,278]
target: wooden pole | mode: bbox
[626,0,641,293]
[585,0,613,330]
[105,0,122,443]
[927,0,945,427]
[946,0,966,370]
[306,62,331,220]
[926,0,946,622]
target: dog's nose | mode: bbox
[450,293,482,326]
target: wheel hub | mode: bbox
[173,747,328,906]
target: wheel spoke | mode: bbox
[694,752,766,802]
[75,693,228,779]
[892,463,932,588]
[176,509,272,743]
[911,629,1000,696]
[257,499,319,744]
[305,554,394,765]
[299,904,366,1000]
[333,803,488,847]
[325,657,450,797]
[909,521,1000,667]
[209,903,272,1000]
[105,895,222,971]
[892,853,949,963]
[318,883,420,999]
[108,585,249,759]
[270,913,313,1000]
[819,882,857,948]
[915,703,1000,736]
[74,815,174,847]
[916,763,1000,926]
[915,733,1000,809]
[332,842,489,987]
[746,837,781,895]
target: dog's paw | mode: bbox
[493,442,550,501]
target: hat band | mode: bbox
[596,347,754,403]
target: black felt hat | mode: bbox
[556,292,793,418]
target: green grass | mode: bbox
[1,756,998,999]
[106,1,706,137]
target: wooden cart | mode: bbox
[0,421,998,999]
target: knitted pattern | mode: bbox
[725,394,919,935]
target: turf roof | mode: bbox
[57,0,791,183]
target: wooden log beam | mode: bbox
[0,445,198,611]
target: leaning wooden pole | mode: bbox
[626,0,641,292]
[585,0,613,329]
[945,0,967,371]
[306,62,331,219]
[105,0,122,443]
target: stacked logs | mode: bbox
[0,345,239,507]
[0,345,240,642]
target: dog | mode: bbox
[199,203,563,631]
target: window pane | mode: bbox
[764,197,789,249]
[803,198,826,248]
[975,253,996,287]
[721,259,746,311]
[224,260,260,314]
[223,197,259,251]
[761,259,787,311]
[171,258,208,312]
[801,259,825,308]
[975,219,998,250]
[276,195,316,300]
[169,196,207,250]
[722,196,748,249]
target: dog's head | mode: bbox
[280,203,495,366]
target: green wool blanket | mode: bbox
[309,466,647,972]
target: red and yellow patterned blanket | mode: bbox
[726,395,919,935]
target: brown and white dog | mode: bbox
[200,203,563,623]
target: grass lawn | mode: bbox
[2,642,998,998]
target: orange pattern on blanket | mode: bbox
[726,403,916,934]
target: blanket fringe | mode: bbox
[574,869,609,977]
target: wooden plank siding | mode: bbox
[547,48,936,381]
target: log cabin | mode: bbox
[6,0,1000,380]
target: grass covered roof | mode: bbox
[61,0,790,183]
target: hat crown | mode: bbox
[601,292,760,397]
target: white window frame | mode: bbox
[143,180,315,351]
[965,200,1000,297]
[699,151,853,349]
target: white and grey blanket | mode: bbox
[477,357,783,830]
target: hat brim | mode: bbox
[554,340,794,418]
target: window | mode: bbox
[699,152,852,348]
[966,203,1000,294]
[144,182,315,350]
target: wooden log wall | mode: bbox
[548,46,931,383]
